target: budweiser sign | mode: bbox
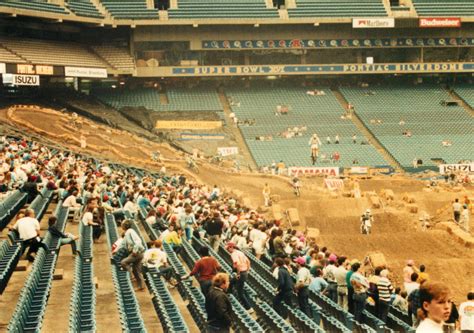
[352,18,395,28]
[419,18,461,28]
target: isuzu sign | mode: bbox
[352,18,395,28]
[2,74,40,86]
[439,164,474,175]
[419,18,461,28]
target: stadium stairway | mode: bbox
[219,90,258,171]
[332,88,403,171]
[448,87,474,118]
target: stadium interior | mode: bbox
[0,1,473,332]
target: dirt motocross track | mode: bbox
[1,105,473,303]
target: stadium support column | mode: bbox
[420,47,424,63]
[73,78,79,92]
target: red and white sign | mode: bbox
[217,147,238,156]
[419,18,461,28]
[324,179,344,191]
[353,18,395,28]
[439,163,474,175]
[289,167,339,177]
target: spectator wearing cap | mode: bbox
[294,256,311,316]
[226,242,254,314]
[182,246,220,297]
[273,257,295,319]
[324,254,338,303]
[143,240,176,288]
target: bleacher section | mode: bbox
[0,0,68,14]
[100,0,158,19]
[92,45,135,72]
[288,0,387,18]
[93,86,222,112]
[0,45,26,64]
[225,85,388,168]
[413,0,474,17]
[340,85,474,169]
[168,0,279,19]
[0,38,107,68]
[0,190,27,231]
[66,0,103,18]
[8,204,68,332]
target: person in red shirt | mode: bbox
[182,246,220,296]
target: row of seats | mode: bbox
[91,45,135,71]
[413,0,474,16]
[66,0,104,18]
[0,240,21,294]
[69,222,96,332]
[0,45,26,64]
[0,190,27,231]
[453,85,474,108]
[0,0,67,14]
[8,205,69,332]
[100,0,158,19]
[168,0,279,19]
[0,37,107,68]
[340,85,474,168]
[93,86,222,112]
[226,85,387,167]
[288,0,387,17]
[104,213,147,332]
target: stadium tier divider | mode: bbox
[69,220,96,332]
[0,190,28,231]
[104,213,147,333]
[7,204,69,332]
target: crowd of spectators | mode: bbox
[1,135,473,333]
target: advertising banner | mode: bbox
[217,147,239,156]
[65,67,107,78]
[288,167,339,177]
[419,18,461,28]
[353,18,395,28]
[439,164,474,174]
[324,179,344,190]
[2,74,40,86]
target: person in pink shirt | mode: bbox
[226,242,254,314]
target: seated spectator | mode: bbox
[48,216,79,255]
[143,240,177,288]
[63,190,82,222]
[10,208,49,261]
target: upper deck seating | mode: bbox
[288,0,387,18]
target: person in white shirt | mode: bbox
[62,190,81,222]
[416,281,452,333]
[10,208,48,261]
[459,292,474,333]
[82,201,101,241]
[142,240,176,287]
[334,257,349,310]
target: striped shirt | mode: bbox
[377,277,393,302]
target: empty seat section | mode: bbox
[225,84,387,168]
[413,0,474,16]
[340,85,474,169]
[92,45,135,71]
[0,45,27,64]
[100,0,158,19]
[288,0,387,18]
[0,37,108,68]
[453,84,474,108]
[0,0,68,14]
[66,0,103,18]
[168,0,279,19]
[92,86,222,112]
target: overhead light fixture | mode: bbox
[254,23,260,27]
[193,23,198,28]
[314,22,320,26]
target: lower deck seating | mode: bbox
[226,85,387,168]
[340,85,474,169]
[0,241,21,294]
[8,205,68,332]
